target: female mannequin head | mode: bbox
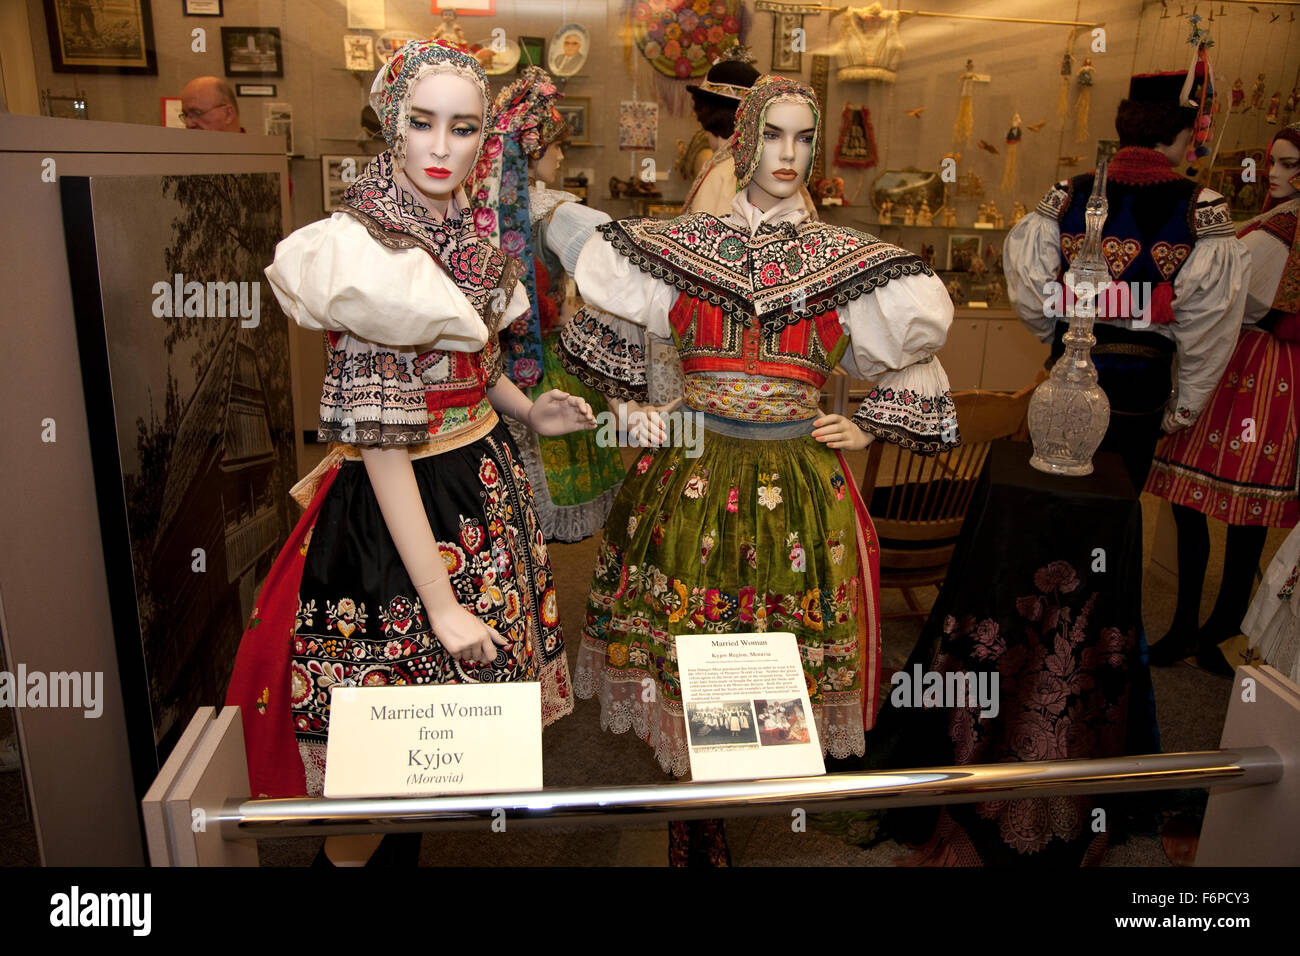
[730,75,820,212]
[368,39,492,214]
[1265,123,1300,207]
[530,142,564,184]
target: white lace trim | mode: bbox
[576,637,866,778]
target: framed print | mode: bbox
[771,13,802,72]
[161,96,184,127]
[60,171,297,782]
[343,34,375,71]
[432,0,495,13]
[183,0,223,14]
[221,26,284,78]
[263,101,293,153]
[517,35,545,72]
[43,0,157,74]
[236,83,276,97]
[947,234,983,272]
[548,23,589,77]
[555,97,591,146]
[321,154,373,211]
[376,31,422,64]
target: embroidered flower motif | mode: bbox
[829,472,846,500]
[700,531,716,564]
[512,358,542,386]
[1229,438,1242,451]
[326,598,367,637]
[828,531,845,566]
[788,532,806,572]
[684,471,709,499]
[541,587,559,627]
[479,459,500,487]
[758,472,783,510]
[658,464,677,489]
[1033,560,1079,594]
[726,486,739,512]
[1278,380,1289,394]
[459,517,484,553]
[800,590,824,631]
[1207,430,1221,444]
[440,542,466,576]
[636,454,655,475]
[628,514,640,536]
[255,686,269,715]
[759,262,782,286]
[607,643,630,667]
[741,539,758,569]
[295,598,317,631]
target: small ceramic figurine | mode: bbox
[1250,73,1266,111]
[976,201,989,225]
[902,203,916,226]
[1010,200,1027,226]
[1266,92,1281,125]
[941,205,957,228]
[946,276,966,306]
[431,9,466,46]
[878,197,892,225]
[917,198,933,226]
[987,199,1004,229]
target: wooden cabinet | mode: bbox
[980,316,1050,391]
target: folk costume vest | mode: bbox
[594,211,932,422]
[322,152,521,445]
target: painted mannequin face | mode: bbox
[531,142,564,184]
[402,72,484,211]
[1267,138,1300,200]
[747,100,814,210]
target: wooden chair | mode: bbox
[860,374,1044,620]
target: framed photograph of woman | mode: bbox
[43,0,157,74]
[221,26,284,78]
[556,97,591,146]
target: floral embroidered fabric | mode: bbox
[684,373,822,422]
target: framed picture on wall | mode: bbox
[432,0,496,13]
[343,34,375,71]
[60,171,298,789]
[236,83,277,97]
[556,97,591,146]
[221,27,284,78]
[947,234,983,272]
[771,13,803,72]
[43,0,157,74]
[321,154,374,211]
[517,36,545,72]
[183,0,223,14]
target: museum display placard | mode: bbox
[323,683,543,798]
[677,632,825,782]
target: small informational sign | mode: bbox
[323,683,542,798]
[676,632,825,782]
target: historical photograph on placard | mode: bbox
[63,172,296,770]
[686,701,758,748]
[755,699,811,746]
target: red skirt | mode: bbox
[1145,328,1300,527]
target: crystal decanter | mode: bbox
[1026,161,1112,476]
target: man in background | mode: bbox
[180,76,244,132]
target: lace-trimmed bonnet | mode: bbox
[368,38,493,166]
[730,74,822,191]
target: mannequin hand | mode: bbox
[527,389,597,436]
[812,414,873,451]
[1161,408,1189,434]
[617,397,681,446]
[428,601,509,665]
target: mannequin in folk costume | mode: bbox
[224,39,594,864]
[563,74,959,864]
[1147,123,1300,674]
[465,67,624,543]
[1004,65,1249,495]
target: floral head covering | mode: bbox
[462,67,571,388]
[1237,121,1300,319]
[368,38,492,165]
[1263,121,1300,211]
[730,74,821,191]
[487,66,569,160]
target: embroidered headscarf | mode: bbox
[368,37,492,166]
[730,74,822,191]
[463,67,569,387]
[1239,122,1300,319]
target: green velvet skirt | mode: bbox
[574,422,880,777]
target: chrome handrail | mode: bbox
[218,747,1280,839]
